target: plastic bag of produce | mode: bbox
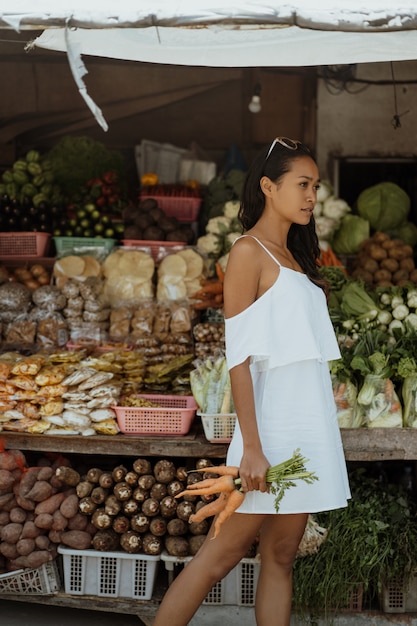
[331,377,363,428]
[357,374,402,427]
[401,374,417,428]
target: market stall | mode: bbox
[1,2,417,624]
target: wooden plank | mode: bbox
[1,424,229,458]
[2,427,417,461]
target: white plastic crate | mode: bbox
[58,546,160,600]
[198,411,236,443]
[161,551,260,606]
[0,560,60,595]
[381,575,417,613]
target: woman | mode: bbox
[153,137,350,626]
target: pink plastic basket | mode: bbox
[140,195,201,222]
[113,394,197,436]
[0,232,50,257]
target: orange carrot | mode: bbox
[192,282,223,297]
[194,465,240,478]
[188,492,229,523]
[175,474,236,498]
[212,489,245,539]
[215,262,225,283]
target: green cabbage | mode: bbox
[388,221,417,247]
[357,181,410,231]
[331,214,370,254]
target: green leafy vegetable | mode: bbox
[332,214,370,254]
[357,181,410,231]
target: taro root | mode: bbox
[132,487,149,503]
[176,466,188,482]
[113,482,132,501]
[166,480,185,498]
[86,468,103,484]
[195,458,214,471]
[91,508,112,529]
[149,516,167,537]
[167,518,188,536]
[189,520,209,536]
[130,513,150,534]
[76,480,93,499]
[165,535,189,557]
[137,474,156,491]
[142,497,160,517]
[112,465,128,483]
[78,497,97,516]
[91,486,109,505]
[92,529,120,552]
[122,499,139,516]
[112,515,131,534]
[150,482,167,501]
[104,494,122,517]
[176,500,195,522]
[54,466,81,487]
[98,472,114,489]
[124,471,138,486]
[159,496,177,518]
[189,534,207,555]
[154,460,176,484]
[132,458,152,476]
[143,532,163,556]
[120,530,143,554]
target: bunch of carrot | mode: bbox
[319,246,346,269]
[176,449,318,539]
[191,262,225,311]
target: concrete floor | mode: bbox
[0,600,144,625]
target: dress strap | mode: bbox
[236,235,281,267]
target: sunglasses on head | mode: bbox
[265,137,302,160]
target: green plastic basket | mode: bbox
[53,236,116,255]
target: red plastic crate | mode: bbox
[0,232,50,257]
[140,195,201,222]
[113,394,197,436]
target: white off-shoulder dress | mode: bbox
[225,236,351,514]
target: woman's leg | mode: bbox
[153,512,265,626]
[255,513,308,626]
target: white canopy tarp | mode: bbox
[3,1,417,129]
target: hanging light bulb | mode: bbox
[248,83,262,114]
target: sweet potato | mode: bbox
[1,522,23,544]
[0,449,26,471]
[0,511,9,525]
[48,529,62,544]
[60,493,79,519]
[35,535,50,550]
[52,509,68,531]
[37,466,54,482]
[2,496,18,512]
[67,513,88,531]
[60,530,92,550]
[0,492,15,509]
[0,469,15,491]
[19,467,42,499]
[34,513,53,530]
[0,542,19,559]
[26,480,54,503]
[25,550,52,568]
[9,507,26,524]
[21,519,40,539]
[16,537,35,556]
[34,491,66,516]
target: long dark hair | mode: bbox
[238,140,327,294]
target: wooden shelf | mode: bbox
[2,427,417,461]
